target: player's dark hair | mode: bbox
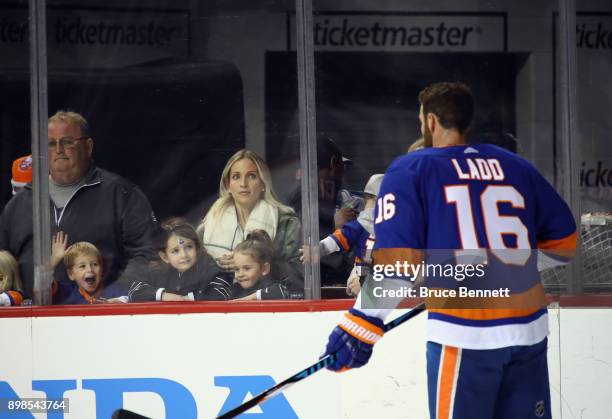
[418,82,474,134]
[234,229,275,266]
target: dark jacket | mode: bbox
[273,210,303,270]
[128,253,232,302]
[288,186,353,286]
[231,275,291,300]
[0,165,157,298]
[270,256,304,298]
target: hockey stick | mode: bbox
[216,302,426,419]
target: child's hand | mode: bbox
[334,207,358,229]
[50,231,68,269]
[216,253,236,272]
[161,292,190,302]
[346,266,361,297]
[98,296,129,304]
[347,276,361,297]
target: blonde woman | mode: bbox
[0,250,24,306]
[197,150,303,286]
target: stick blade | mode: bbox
[112,409,152,419]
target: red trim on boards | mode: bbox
[0,299,358,318]
[0,296,611,319]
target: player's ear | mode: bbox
[427,112,436,132]
[67,268,76,282]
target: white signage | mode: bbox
[0,306,611,418]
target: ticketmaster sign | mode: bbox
[289,12,506,52]
[0,6,189,68]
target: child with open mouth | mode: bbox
[50,232,126,304]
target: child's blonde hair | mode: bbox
[0,250,22,293]
[64,242,102,270]
[407,137,425,153]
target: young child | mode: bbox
[51,234,126,304]
[232,230,290,300]
[128,218,232,302]
[0,250,24,306]
[319,174,384,297]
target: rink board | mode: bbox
[0,300,610,418]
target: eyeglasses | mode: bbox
[48,137,87,149]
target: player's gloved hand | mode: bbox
[322,308,385,372]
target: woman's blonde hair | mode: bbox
[407,137,425,153]
[0,250,23,293]
[198,149,294,231]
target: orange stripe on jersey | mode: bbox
[538,230,578,258]
[429,307,542,321]
[437,346,460,419]
[332,230,351,251]
[373,248,424,266]
[427,283,547,320]
[5,291,23,306]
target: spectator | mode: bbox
[50,238,126,304]
[128,218,231,302]
[196,149,302,287]
[0,250,24,306]
[318,174,384,297]
[289,134,355,232]
[288,134,354,285]
[0,110,158,300]
[232,230,291,300]
[11,154,32,196]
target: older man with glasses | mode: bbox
[0,110,158,302]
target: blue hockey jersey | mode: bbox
[372,144,577,349]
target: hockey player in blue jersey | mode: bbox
[321,82,577,419]
[319,174,383,296]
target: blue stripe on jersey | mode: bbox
[428,308,547,327]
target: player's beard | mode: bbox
[423,123,433,148]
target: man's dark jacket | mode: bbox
[0,165,157,299]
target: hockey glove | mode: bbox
[322,308,385,372]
